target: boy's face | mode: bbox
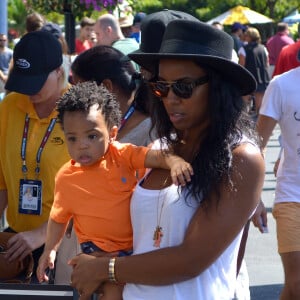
[63,104,117,166]
[80,25,94,40]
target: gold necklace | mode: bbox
[153,176,170,248]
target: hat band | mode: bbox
[159,39,232,60]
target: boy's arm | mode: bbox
[144,149,193,186]
[37,219,67,282]
[44,218,68,252]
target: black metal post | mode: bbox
[64,10,75,54]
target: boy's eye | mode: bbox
[88,134,97,140]
[67,136,76,142]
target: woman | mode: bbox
[54,45,157,285]
[238,27,270,115]
[69,20,265,300]
[71,45,154,146]
[0,30,70,282]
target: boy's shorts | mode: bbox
[273,202,300,253]
[80,241,132,257]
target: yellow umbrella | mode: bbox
[207,5,273,25]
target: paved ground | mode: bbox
[245,124,284,300]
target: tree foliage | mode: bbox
[7,0,300,40]
[10,0,300,23]
[7,0,28,34]
[23,0,122,19]
[130,0,299,23]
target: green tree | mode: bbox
[23,0,122,19]
[8,0,28,35]
[130,0,299,24]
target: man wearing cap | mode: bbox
[119,14,134,38]
[0,30,70,282]
[130,12,146,43]
[231,22,246,53]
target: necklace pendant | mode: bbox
[153,226,163,247]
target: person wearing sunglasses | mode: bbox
[69,19,264,300]
[148,76,209,99]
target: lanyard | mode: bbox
[21,114,57,179]
[118,105,135,132]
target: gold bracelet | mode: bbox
[108,257,117,283]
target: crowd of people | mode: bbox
[0,6,300,300]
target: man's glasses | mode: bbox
[148,75,209,99]
[0,40,6,42]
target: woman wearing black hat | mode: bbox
[69,19,264,300]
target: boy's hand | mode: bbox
[36,250,57,283]
[170,157,193,186]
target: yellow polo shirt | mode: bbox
[0,92,70,232]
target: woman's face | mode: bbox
[158,59,210,136]
[29,68,63,103]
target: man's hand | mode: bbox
[251,200,268,233]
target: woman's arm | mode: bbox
[70,142,264,297]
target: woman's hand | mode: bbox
[69,253,112,299]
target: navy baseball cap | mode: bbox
[41,22,62,39]
[5,30,62,95]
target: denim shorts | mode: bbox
[80,241,132,257]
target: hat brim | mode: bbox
[5,70,49,95]
[128,52,257,96]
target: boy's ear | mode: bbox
[102,79,113,93]
[109,125,118,141]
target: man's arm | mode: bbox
[256,114,278,152]
[252,114,278,232]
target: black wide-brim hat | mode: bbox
[129,19,257,96]
[133,9,199,55]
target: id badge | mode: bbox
[19,179,42,215]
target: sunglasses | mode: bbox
[0,39,7,42]
[148,75,209,99]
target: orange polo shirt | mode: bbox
[51,141,149,252]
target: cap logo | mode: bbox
[16,58,31,69]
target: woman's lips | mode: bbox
[169,112,185,123]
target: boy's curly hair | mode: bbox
[57,81,121,129]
